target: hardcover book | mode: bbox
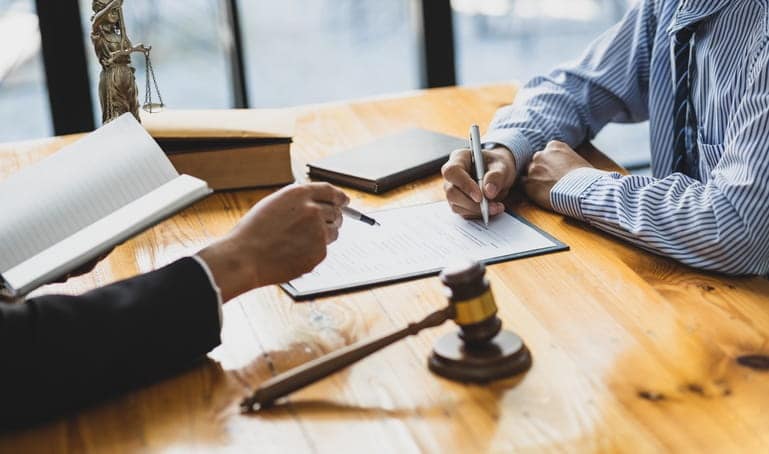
[141,109,296,190]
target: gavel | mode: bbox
[240,260,531,412]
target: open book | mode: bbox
[0,114,211,300]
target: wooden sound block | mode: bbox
[428,330,532,382]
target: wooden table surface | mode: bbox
[2,84,769,453]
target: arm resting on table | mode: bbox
[482,0,655,171]
[552,56,769,275]
[0,257,221,428]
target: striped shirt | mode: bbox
[483,0,769,275]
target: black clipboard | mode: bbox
[280,206,568,301]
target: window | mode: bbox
[0,0,52,142]
[78,0,232,122]
[452,0,650,170]
[5,0,650,173]
[236,0,420,107]
[452,0,629,85]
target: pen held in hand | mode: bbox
[469,124,489,227]
[342,206,381,226]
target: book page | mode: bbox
[287,201,562,296]
[0,114,179,273]
[140,108,295,139]
[3,175,210,296]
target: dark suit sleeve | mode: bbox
[0,257,222,428]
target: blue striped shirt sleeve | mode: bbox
[550,41,769,275]
[483,0,655,172]
[488,0,769,275]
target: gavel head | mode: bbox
[430,258,531,382]
[440,260,502,347]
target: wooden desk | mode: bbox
[2,84,769,453]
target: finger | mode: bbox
[445,182,482,213]
[526,159,538,176]
[448,147,473,167]
[546,140,567,150]
[450,203,482,219]
[307,182,350,207]
[317,203,342,224]
[452,201,505,219]
[520,176,534,196]
[325,214,343,229]
[483,157,513,199]
[489,202,505,216]
[325,224,340,244]
[442,149,482,203]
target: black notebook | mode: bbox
[307,128,467,193]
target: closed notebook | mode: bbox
[307,128,467,193]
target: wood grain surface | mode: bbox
[1,84,768,453]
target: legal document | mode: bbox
[283,201,566,299]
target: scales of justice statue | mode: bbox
[91,0,163,124]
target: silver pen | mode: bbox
[469,124,489,226]
[342,206,380,226]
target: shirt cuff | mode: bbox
[550,167,612,220]
[482,129,535,176]
[191,254,223,329]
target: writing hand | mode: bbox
[441,146,516,219]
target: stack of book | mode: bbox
[141,109,295,191]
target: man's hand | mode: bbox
[523,141,593,211]
[52,250,114,283]
[198,183,349,301]
[441,146,517,219]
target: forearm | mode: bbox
[483,0,654,170]
[483,80,600,172]
[0,257,221,428]
[107,45,148,61]
[197,238,256,302]
[551,169,769,275]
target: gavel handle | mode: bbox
[240,306,453,412]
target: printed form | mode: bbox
[285,201,564,297]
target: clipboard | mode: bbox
[280,204,568,301]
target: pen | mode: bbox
[469,124,489,226]
[342,206,380,226]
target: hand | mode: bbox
[522,141,593,211]
[103,0,122,10]
[198,183,349,301]
[51,249,114,283]
[105,51,126,65]
[132,44,150,54]
[441,146,517,219]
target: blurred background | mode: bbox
[0,0,649,171]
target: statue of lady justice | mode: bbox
[91,0,159,124]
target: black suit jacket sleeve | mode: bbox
[0,257,222,428]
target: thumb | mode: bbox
[483,159,512,199]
